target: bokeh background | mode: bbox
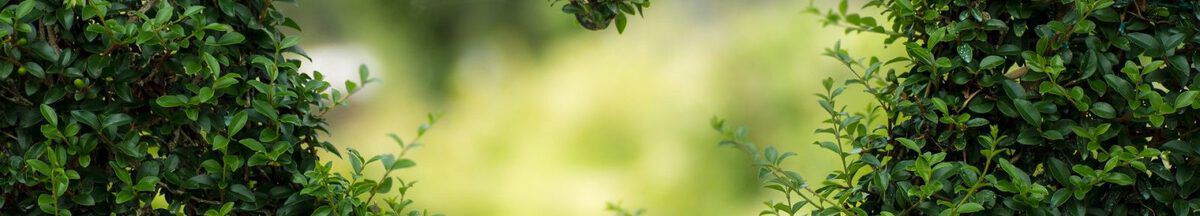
[280,0,900,215]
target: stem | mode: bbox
[950,134,1000,214]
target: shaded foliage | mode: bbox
[0,0,438,215]
[554,0,649,34]
[709,0,1200,215]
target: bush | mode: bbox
[0,0,438,215]
[554,0,650,34]
[708,0,1200,215]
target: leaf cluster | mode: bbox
[0,0,438,215]
[711,0,1200,215]
[552,0,649,34]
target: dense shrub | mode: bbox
[0,0,438,215]
[554,0,650,34]
[708,0,1200,215]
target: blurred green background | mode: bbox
[279,0,898,215]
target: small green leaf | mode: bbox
[979,56,1005,70]
[615,13,627,34]
[37,194,55,214]
[238,139,266,152]
[230,184,255,202]
[182,6,205,17]
[39,104,57,126]
[997,158,1030,187]
[958,44,974,63]
[1103,172,1135,185]
[1001,80,1026,99]
[16,0,36,18]
[1127,32,1161,53]
[313,206,332,216]
[156,95,189,107]
[251,100,278,120]
[133,176,159,191]
[210,32,245,46]
[1176,91,1198,109]
[1012,99,1042,125]
[228,110,248,135]
[1090,102,1116,119]
[279,36,301,49]
[1104,74,1135,100]
[115,190,135,204]
[896,138,922,152]
[957,202,984,213]
[223,155,243,172]
[931,98,949,114]
[388,159,416,171]
[196,87,215,103]
[25,159,51,176]
[906,43,935,65]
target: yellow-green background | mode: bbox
[281,0,899,215]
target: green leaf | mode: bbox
[1001,80,1026,99]
[896,138,922,152]
[0,62,12,79]
[1103,173,1135,186]
[200,159,221,174]
[958,44,974,63]
[906,43,935,65]
[71,194,95,206]
[252,100,278,120]
[204,23,233,31]
[979,55,1005,70]
[279,36,301,49]
[313,206,332,216]
[223,155,243,172]
[115,190,135,204]
[1176,91,1198,109]
[211,32,245,46]
[16,0,36,18]
[133,176,159,191]
[957,202,984,213]
[997,158,1030,187]
[238,139,266,152]
[202,52,221,75]
[1047,158,1072,185]
[388,159,416,171]
[615,13,627,34]
[156,95,189,107]
[39,104,57,126]
[230,184,255,202]
[358,64,371,84]
[1090,102,1116,119]
[153,1,174,24]
[182,6,205,17]
[1050,189,1071,208]
[197,87,215,103]
[1104,74,1135,100]
[1012,99,1042,125]
[931,98,949,114]
[1127,32,1161,53]
[37,194,55,214]
[25,159,51,176]
[377,177,394,193]
[228,110,248,135]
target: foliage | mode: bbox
[709,0,1200,215]
[553,0,650,34]
[0,0,437,215]
[605,201,645,216]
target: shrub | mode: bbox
[709,0,1200,215]
[553,0,650,34]
[0,0,439,215]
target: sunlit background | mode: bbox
[280,0,900,215]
